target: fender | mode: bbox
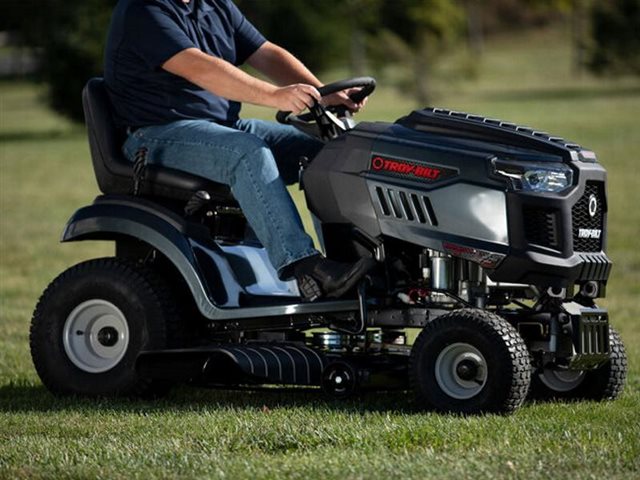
[61,196,231,318]
[61,196,358,320]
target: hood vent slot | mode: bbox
[374,186,437,226]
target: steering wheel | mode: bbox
[276,77,376,140]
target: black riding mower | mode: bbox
[30,77,627,414]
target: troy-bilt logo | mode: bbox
[371,156,447,181]
[578,228,601,239]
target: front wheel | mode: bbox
[30,258,179,397]
[410,308,531,414]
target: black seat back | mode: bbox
[82,78,234,202]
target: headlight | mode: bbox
[493,159,573,193]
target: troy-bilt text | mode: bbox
[371,156,442,180]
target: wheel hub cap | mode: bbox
[62,299,130,373]
[456,359,479,381]
[97,326,119,347]
[435,343,488,400]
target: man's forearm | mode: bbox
[162,47,320,113]
[247,42,322,88]
[163,48,282,107]
[244,42,360,111]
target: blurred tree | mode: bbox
[456,0,593,75]
[377,0,465,104]
[341,0,383,77]
[588,0,640,75]
[524,0,590,74]
[238,0,384,76]
[456,0,569,70]
[0,0,29,31]
[462,0,484,57]
[471,0,563,32]
[569,0,591,75]
[236,0,350,73]
[42,1,114,121]
[6,0,114,122]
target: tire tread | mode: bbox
[30,257,180,397]
[409,308,531,414]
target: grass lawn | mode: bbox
[1,25,639,479]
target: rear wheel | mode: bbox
[531,327,627,401]
[410,308,531,414]
[30,257,180,397]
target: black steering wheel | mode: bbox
[276,76,376,140]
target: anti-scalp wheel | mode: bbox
[321,361,359,398]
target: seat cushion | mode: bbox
[82,78,236,203]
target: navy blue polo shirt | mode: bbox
[104,0,266,127]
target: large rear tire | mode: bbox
[30,257,180,397]
[410,308,531,414]
[531,327,627,401]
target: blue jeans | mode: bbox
[122,118,324,278]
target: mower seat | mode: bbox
[82,77,235,204]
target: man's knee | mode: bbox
[234,142,281,184]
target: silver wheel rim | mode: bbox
[62,299,130,373]
[539,369,585,392]
[435,343,488,400]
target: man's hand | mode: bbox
[272,84,321,114]
[320,88,368,113]
[247,43,369,114]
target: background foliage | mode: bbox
[1,0,639,121]
[1,0,115,120]
[588,0,640,75]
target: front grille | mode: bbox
[572,182,605,252]
[523,206,559,249]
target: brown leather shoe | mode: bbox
[294,255,376,301]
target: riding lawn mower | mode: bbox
[30,77,627,414]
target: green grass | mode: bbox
[1,25,640,479]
